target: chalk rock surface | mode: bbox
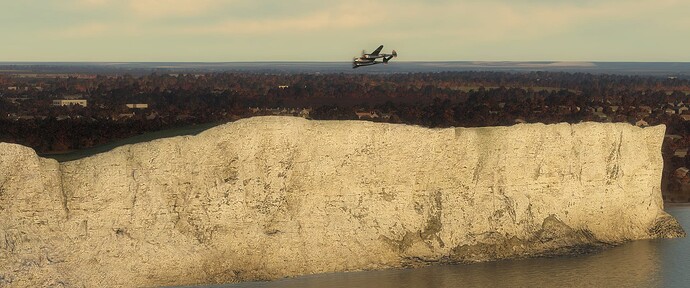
[0,117,684,287]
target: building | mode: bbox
[115,113,135,120]
[355,111,379,119]
[635,119,649,127]
[674,167,690,179]
[666,134,683,141]
[126,103,149,109]
[674,149,688,158]
[299,108,311,118]
[52,99,87,107]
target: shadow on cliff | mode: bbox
[39,121,226,162]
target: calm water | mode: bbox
[196,205,690,288]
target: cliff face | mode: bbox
[0,117,684,287]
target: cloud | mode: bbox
[70,0,224,18]
[127,0,223,18]
[377,0,681,42]
[181,3,383,35]
[69,0,116,11]
[55,22,111,38]
[73,0,111,8]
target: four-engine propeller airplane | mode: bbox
[352,45,397,68]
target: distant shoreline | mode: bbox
[666,202,690,207]
[1,61,689,76]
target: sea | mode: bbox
[186,205,690,288]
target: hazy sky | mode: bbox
[2,0,689,62]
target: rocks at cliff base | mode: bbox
[0,116,685,287]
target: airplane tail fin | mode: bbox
[383,50,397,64]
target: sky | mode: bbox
[1,0,689,62]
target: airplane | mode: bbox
[352,45,397,68]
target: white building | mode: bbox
[126,103,149,109]
[52,99,87,107]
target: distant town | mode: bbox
[2,71,690,201]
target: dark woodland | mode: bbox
[2,71,690,200]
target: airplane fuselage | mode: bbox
[353,60,381,67]
[361,54,386,60]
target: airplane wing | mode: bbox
[370,45,384,56]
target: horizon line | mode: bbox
[2,60,690,64]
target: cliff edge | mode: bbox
[0,117,685,287]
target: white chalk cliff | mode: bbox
[0,117,684,287]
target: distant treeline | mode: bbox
[2,71,690,153]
